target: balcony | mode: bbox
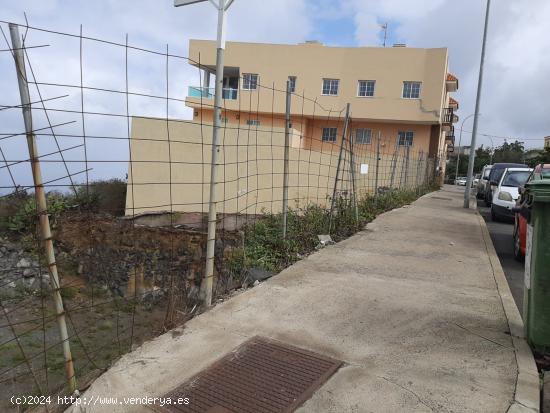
[445,126,455,144]
[446,73,459,92]
[448,97,459,110]
[442,107,458,131]
[188,86,238,100]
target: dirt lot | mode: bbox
[0,212,242,412]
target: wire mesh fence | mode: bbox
[0,20,438,410]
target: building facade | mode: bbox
[545,136,550,149]
[125,40,459,216]
[186,39,459,176]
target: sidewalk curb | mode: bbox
[476,212,540,412]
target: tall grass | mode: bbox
[228,184,439,277]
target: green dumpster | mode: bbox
[523,180,550,353]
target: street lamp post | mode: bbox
[464,0,491,208]
[455,113,477,182]
[174,0,236,307]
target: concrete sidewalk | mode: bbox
[70,185,539,413]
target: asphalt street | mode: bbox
[477,198,525,315]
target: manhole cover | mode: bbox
[154,336,343,413]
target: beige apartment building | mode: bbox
[187,39,458,163]
[126,40,458,216]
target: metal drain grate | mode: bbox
[154,336,343,413]
[430,196,453,201]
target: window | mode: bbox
[322,79,339,96]
[288,76,296,93]
[502,171,532,187]
[355,128,372,144]
[242,73,258,90]
[357,80,375,97]
[246,119,260,126]
[402,81,421,99]
[322,127,338,142]
[398,131,414,146]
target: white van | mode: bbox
[476,165,492,199]
[491,167,532,221]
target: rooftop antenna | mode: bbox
[381,23,388,47]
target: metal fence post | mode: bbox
[374,131,381,195]
[9,24,76,394]
[329,103,350,233]
[415,151,423,193]
[389,147,398,188]
[282,80,291,238]
[403,145,411,189]
[347,125,359,225]
[399,148,406,189]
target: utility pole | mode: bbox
[9,24,76,394]
[464,0,491,208]
[455,113,477,181]
[175,0,236,306]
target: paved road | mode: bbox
[477,199,525,315]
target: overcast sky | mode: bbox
[1,0,549,190]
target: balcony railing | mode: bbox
[445,126,455,144]
[443,107,454,124]
[188,86,238,100]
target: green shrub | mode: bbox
[0,189,31,232]
[74,179,127,216]
[0,179,128,235]
[2,191,73,234]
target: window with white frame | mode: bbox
[355,128,372,144]
[288,76,296,93]
[246,119,260,126]
[322,79,339,95]
[357,80,375,97]
[402,81,421,99]
[397,131,414,146]
[242,73,258,90]
[322,127,338,142]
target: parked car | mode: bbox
[484,163,528,206]
[491,167,532,222]
[455,176,467,186]
[513,164,550,260]
[476,165,492,199]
